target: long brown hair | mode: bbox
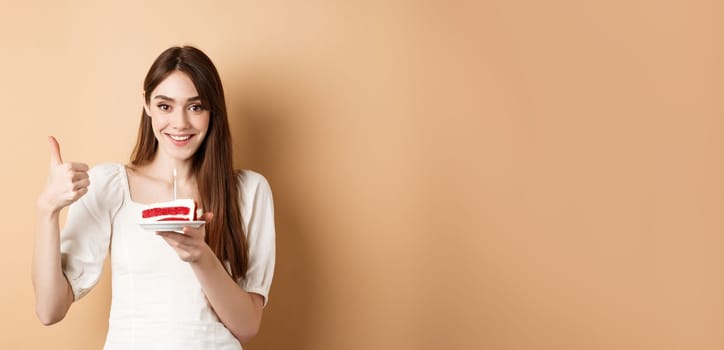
[131,46,248,281]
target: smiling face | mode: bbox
[143,70,210,162]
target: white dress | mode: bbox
[60,163,276,350]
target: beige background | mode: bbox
[1,0,722,349]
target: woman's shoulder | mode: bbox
[236,169,272,195]
[236,169,267,182]
[85,162,125,183]
[79,162,126,213]
[86,163,127,198]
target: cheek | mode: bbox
[195,115,210,135]
[149,117,170,141]
[150,118,164,134]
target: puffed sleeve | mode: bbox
[60,163,124,301]
[238,170,276,307]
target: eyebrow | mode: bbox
[152,95,202,102]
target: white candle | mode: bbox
[173,168,177,201]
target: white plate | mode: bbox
[138,221,206,233]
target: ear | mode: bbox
[142,91,151,116]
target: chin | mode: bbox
[176,152,198,161]
[160,147,199,161]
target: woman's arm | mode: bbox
[32,207,74,325]
[157,212,264,343]
[190,244,264,343]
[32,137,90,325]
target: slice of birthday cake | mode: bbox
[141,199,200,222]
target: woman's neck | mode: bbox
[145,155,194,183]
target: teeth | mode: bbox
[169,135,191,141]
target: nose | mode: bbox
[169,108,191,129]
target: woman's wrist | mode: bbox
[36,195,61,219]
[190,244,217,268]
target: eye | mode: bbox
[157,103,171,111]
[188,104,206,112]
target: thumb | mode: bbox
[202,212,214,222]
[47,136,63,166]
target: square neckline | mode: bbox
[119,164,150,207]
[118,163,203,207]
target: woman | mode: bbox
[32,46,275,349]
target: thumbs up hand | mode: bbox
[38,136,90,215]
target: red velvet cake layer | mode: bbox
[142,207,191,218]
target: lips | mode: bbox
[165,133,195,145]
[168,134,191,141]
